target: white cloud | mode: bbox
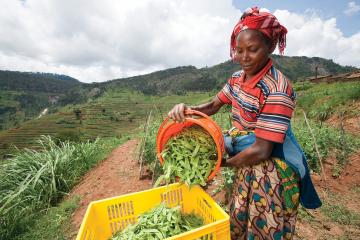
[275,9,360,68]
[0,0,240,82]
[344,1,360,16]
[0,1,359,83]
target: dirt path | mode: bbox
[67,139,153,239]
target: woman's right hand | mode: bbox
[167,103,190,122]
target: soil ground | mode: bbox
[67,139,360,240]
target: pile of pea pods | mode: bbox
[155,125,217,187]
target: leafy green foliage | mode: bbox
[212,105,232,130]
[212,167,236,205]
[293,81,314,92]
[292,118,360,172]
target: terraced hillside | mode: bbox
[0,89,211,158]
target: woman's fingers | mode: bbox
[178,104,186,121]
[168,103,187,122]
[174,104,185,122]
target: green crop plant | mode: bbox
[212,167,236,206]
[292,118,360,173]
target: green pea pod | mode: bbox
[157,125,217,187]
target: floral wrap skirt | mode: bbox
[229,157,300,240]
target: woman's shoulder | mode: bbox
[261,65,294,94]
[226,70,244,86]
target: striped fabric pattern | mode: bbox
[217,65,296,143]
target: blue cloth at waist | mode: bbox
[224,126,322,209]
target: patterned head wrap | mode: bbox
[230,7,288,60]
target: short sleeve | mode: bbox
[255,92,295,143]
[216,79,233,104]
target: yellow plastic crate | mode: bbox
[76,183,230,240]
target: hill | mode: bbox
[0,70,83,130]
[0,70,80,92]
[104,55,357,95]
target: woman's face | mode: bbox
[235,29,271,80]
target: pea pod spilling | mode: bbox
[110,204,204,240]
[155,125,217,187]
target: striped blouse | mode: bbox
[217,65,296,143]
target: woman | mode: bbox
[168,7,321,240]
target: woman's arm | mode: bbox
[225,137,274,168]
[168,97,224,122]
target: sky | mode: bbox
[0,0,359,83]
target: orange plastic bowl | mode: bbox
[156,110,225,181]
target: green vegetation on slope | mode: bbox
[0,90,211,158]
[294,81,360,121]
[14,197,80,240]
[272,55,356,81]
[0,136,125,240]
[105,55,357,95]
[0,70,80,92]
[0,90,51,130]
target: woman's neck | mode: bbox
[242,58,272,83]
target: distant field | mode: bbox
[0,89,212,158]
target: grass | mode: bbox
[14,197,80,240]
[320,192,360,227]
[297,206,317,223]
[0,135,126,240]
[322,202,360,227]
[351,185,360,194]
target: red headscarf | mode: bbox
[230,7,288,60]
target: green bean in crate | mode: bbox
[110,203,204,240]
[155,125,217,187]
